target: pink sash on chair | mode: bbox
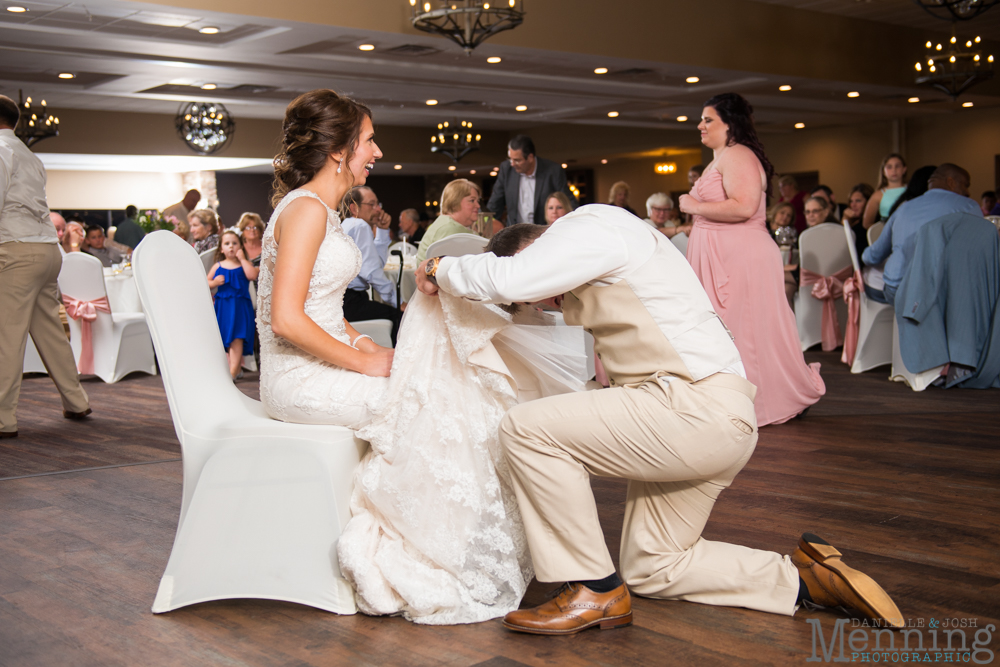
[800,265,853,352]
[62,295,111,375]
[840,270,863,366]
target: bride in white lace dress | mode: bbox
[258,91,585,625]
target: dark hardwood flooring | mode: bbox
[1,353,998,666]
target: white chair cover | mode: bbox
[986,215,1000,231]
[842,221,893,373]
[867,221,885,245]
[133,231,365,615]
[58,252,156,383]
[425,233,488,258]
[794,224,852,351]
[890,318,944,391]
[199,248,216,275]
[23,334,47,374]
[670,231,689,257]
[351,319,393,348]
[388,240,417,257]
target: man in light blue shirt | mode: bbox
[342,186,402,344]
[862,163,981,306]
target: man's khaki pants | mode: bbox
[499,373,799,616]
[0,242,89,432]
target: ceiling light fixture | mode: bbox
[426,99,438,105]
[394,164,403,170]
[607,111,619,117]
[915,0,999,21]
[489,171,497,177]
[779,84,792,91]
[561,163,567,168]
[515,104,527,111]
[685,76,699,83]
[201,83,217,90]
[358,44,375,51]
[962,101,974,107]
[199,26,219,34]
[430,119,481,163]
[794,122,805,129]
[908,96,921,103]
[409,0,524,55]
[487,56,502,63]
[600,159,608,164]
[654,162,677,175]
[914,25,994,99]
[448,165,457,171]
[594,67,608,74]
[13,90,59,148]
[847,91,860,97]
[57,72,75,80]
[6,6,27,12]
[676,115,688,122]
[175,101,235,155]
[470,169,476,174]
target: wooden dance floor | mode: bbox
[2,352,998,666]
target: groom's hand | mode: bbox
[415,258,440,296]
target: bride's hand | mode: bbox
[360,347,394,377]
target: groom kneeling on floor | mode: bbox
[416,205,904,635]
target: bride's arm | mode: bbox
[270,199,393,377]
[344,320,390,356]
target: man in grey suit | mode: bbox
[487,135,575,226]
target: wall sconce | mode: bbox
[654,162,677,174]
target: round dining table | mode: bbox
[103,266,143,313]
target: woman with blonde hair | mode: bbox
[237,212,265,264]
[415,178,482,261]
[188,209,220,254]
[544,191,574,225]
[607,180,635,215]
[862,153,907,230]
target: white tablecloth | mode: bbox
[383,257,418,304]
[103,267,142,313]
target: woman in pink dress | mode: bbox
[679,93,824,426]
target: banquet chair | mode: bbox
[388,240,417,257]
[867,221,885,245]
[842,221,893,373]
[57,252,156,383]
[199,248,216,276]
[426,233,488,258]
[133,231,366,615]
[794,224,851,351]
[351,319,393,348]
[889,318,943,392]
[670,231,689,257]
[22,334,47,374]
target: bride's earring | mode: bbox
[337,160,342,174]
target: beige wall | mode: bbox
[46,170,184,210]
[906,106,1000,197]
[592,152,703,213]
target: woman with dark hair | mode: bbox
[885,165,936,220]
[679,93,824,426]
[842,182,875,256]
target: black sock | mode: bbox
[797,576,813,604]
[575,572,623,593]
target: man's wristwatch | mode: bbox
[425,256,441,286]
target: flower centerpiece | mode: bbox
[136,210,177,234]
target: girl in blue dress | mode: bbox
[208,229,259,379]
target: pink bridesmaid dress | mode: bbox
[687,165,825,426]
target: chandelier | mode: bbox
[409,0,525,54]
[174,101,235,155]
[914,0,1000,21]
[14,90,59,148]
[914,32,994,99]
[430,120,481,162]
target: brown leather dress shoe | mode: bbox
[63,408,92,420]
[793,533,904,629]
[502,583,632,635]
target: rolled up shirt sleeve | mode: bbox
[345,221,398,304]
[436,209,629,303]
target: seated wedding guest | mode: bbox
[415,178,482,262]
[842,183,874,256]
[862,163,981,306]
[237,212,265,267]
[171,217,190,242]
[113,205,146,249]
[810,185,845,220]
[862,153,907,230]
[607,181,636,215]
[397,207,424,244]
[885,165,936,220]
[189,209,220,254]
[84,225,124,267]
[162,189,200,223]
[342,186,402,342]
[62,221,86,254]
[981,191,997,216]
[688,164,705,188]
[644,193,691,238]
[777,174,807,232]
[803,196,837,228]
[50,212,66,245]
[544,191,573,225]
[768,203,799,307]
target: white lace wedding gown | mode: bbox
[258,189,587,625]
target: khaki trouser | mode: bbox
[0,242,89,432]
[499,372,799,616]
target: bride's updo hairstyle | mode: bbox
[272,89,372,210]
[703,92,775,197]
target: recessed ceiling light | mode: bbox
[487,56,502,64]
[201,83,217,90]
[469,169,476,174]
[962,101,974,107]
[425,99,438,106]
[393,164,402,170]
[676,115,688,122]
[779,85,792,91]
[607,111,619,117]
[6,6,27,12]
[515,105,527,111]
[908,97,920,103]
[561,163,568,168]
[199,26,219,34]
[57,72,75,79]
[594,67,608,74]
[847,91,860,98]
[685,76,699,83]
[794,122,805,129]
[601,159,608,164]
[490,171,497,176]
[448,165,457,171]
[358,44,375,51]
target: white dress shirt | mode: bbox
[0,129,57,245]
[437,204,745,381]
[517,165,537,225]
[342,216,398,304]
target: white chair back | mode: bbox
[426,233,488,258]
[388,241,417,256]
[199,248,216,275]
[843,220,861,273]
[58,252,109,304]
[670,232,689,257]
[867,221,885,245]
[799,224,851,276]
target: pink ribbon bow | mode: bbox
[800,265,853,352]
[62,295,111,375]
[840,270,863,366]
